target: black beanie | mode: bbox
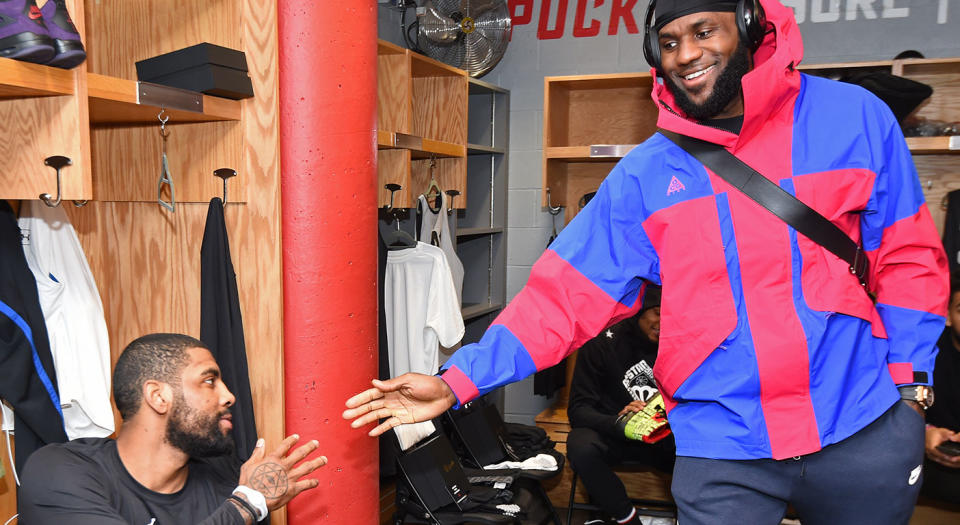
[654,0,739,31]
[641,285,662,312]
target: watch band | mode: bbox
[898,385,933,409]
[233,485,268,522]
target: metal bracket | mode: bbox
[589,144,638,158]
[137,82,204,113]
[395,132,423,150]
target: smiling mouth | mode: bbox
[683,64,715,81]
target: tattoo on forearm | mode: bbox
[250,462,289,499]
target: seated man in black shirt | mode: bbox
[567,285,675,525]
[922,272,960,504]
[19,333,327,524]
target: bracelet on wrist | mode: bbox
[233,485,268,521]
[228,494,258,523]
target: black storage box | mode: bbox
[135,43,254,100]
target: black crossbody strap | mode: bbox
[660,130,869,288]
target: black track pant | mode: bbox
[566,426,676,520]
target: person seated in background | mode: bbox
[19,333,327,524]
[566,285,676,525]
[922,273,960,505]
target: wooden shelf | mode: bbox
[544,145,640,161]
[467,143,505,155]
[0,57,74,99]
[461,302,503,321]
[457,226,504,238]
[906,136,960,154]
[378,131,466,158]
[411,50,466,78]
[87,73,242,125]
[377,129,395,148]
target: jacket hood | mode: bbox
[651,0,805,147]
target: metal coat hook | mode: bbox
[213,168,237,204]
[157,108,176,212]
[445,189,460,215]
[39,155,72,207]
[546,187,563,215]
[384,183,402,211]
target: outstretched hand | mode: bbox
[343,373,458,436]
[238,435,328,512]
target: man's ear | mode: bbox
[142,380,174,415]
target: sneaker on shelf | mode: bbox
[0,0,55,64]
[39,0,84,68]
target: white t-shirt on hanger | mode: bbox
[385,242,464,450]
[418,192,464,304]
[18,201,114,440]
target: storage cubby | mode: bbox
[543,73,657,222]
[84,0,246,204]
[459,78,508,234]
[457,231,506,319]
[456,78,509,333]
[377,39,468,209]
[0,57,87,201]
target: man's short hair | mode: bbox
[951,271,960,298]
[112,333,208,420]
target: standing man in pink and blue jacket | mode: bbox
[346,0,949,523]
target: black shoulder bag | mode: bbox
[660,130,870,290]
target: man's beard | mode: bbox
[663,42,751,121]
[165,391,235,458]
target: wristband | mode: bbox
[228,494,258,522]
[233,485,268,522]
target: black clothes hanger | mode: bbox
[383,183,417,251]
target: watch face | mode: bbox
[922,386,935,408]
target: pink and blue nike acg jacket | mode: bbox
[440,0,949,460]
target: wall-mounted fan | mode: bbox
[411,0,512,78]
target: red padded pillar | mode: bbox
[278,2,379,523]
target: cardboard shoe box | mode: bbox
[135,43,254,100]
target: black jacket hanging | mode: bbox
[0,200,67,474]
[200,197,257,461]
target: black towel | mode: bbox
[200,197,257,461]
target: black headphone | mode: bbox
[642,0,766,70]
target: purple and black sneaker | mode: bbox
[40,0,84,68]
[0,0,55,64]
